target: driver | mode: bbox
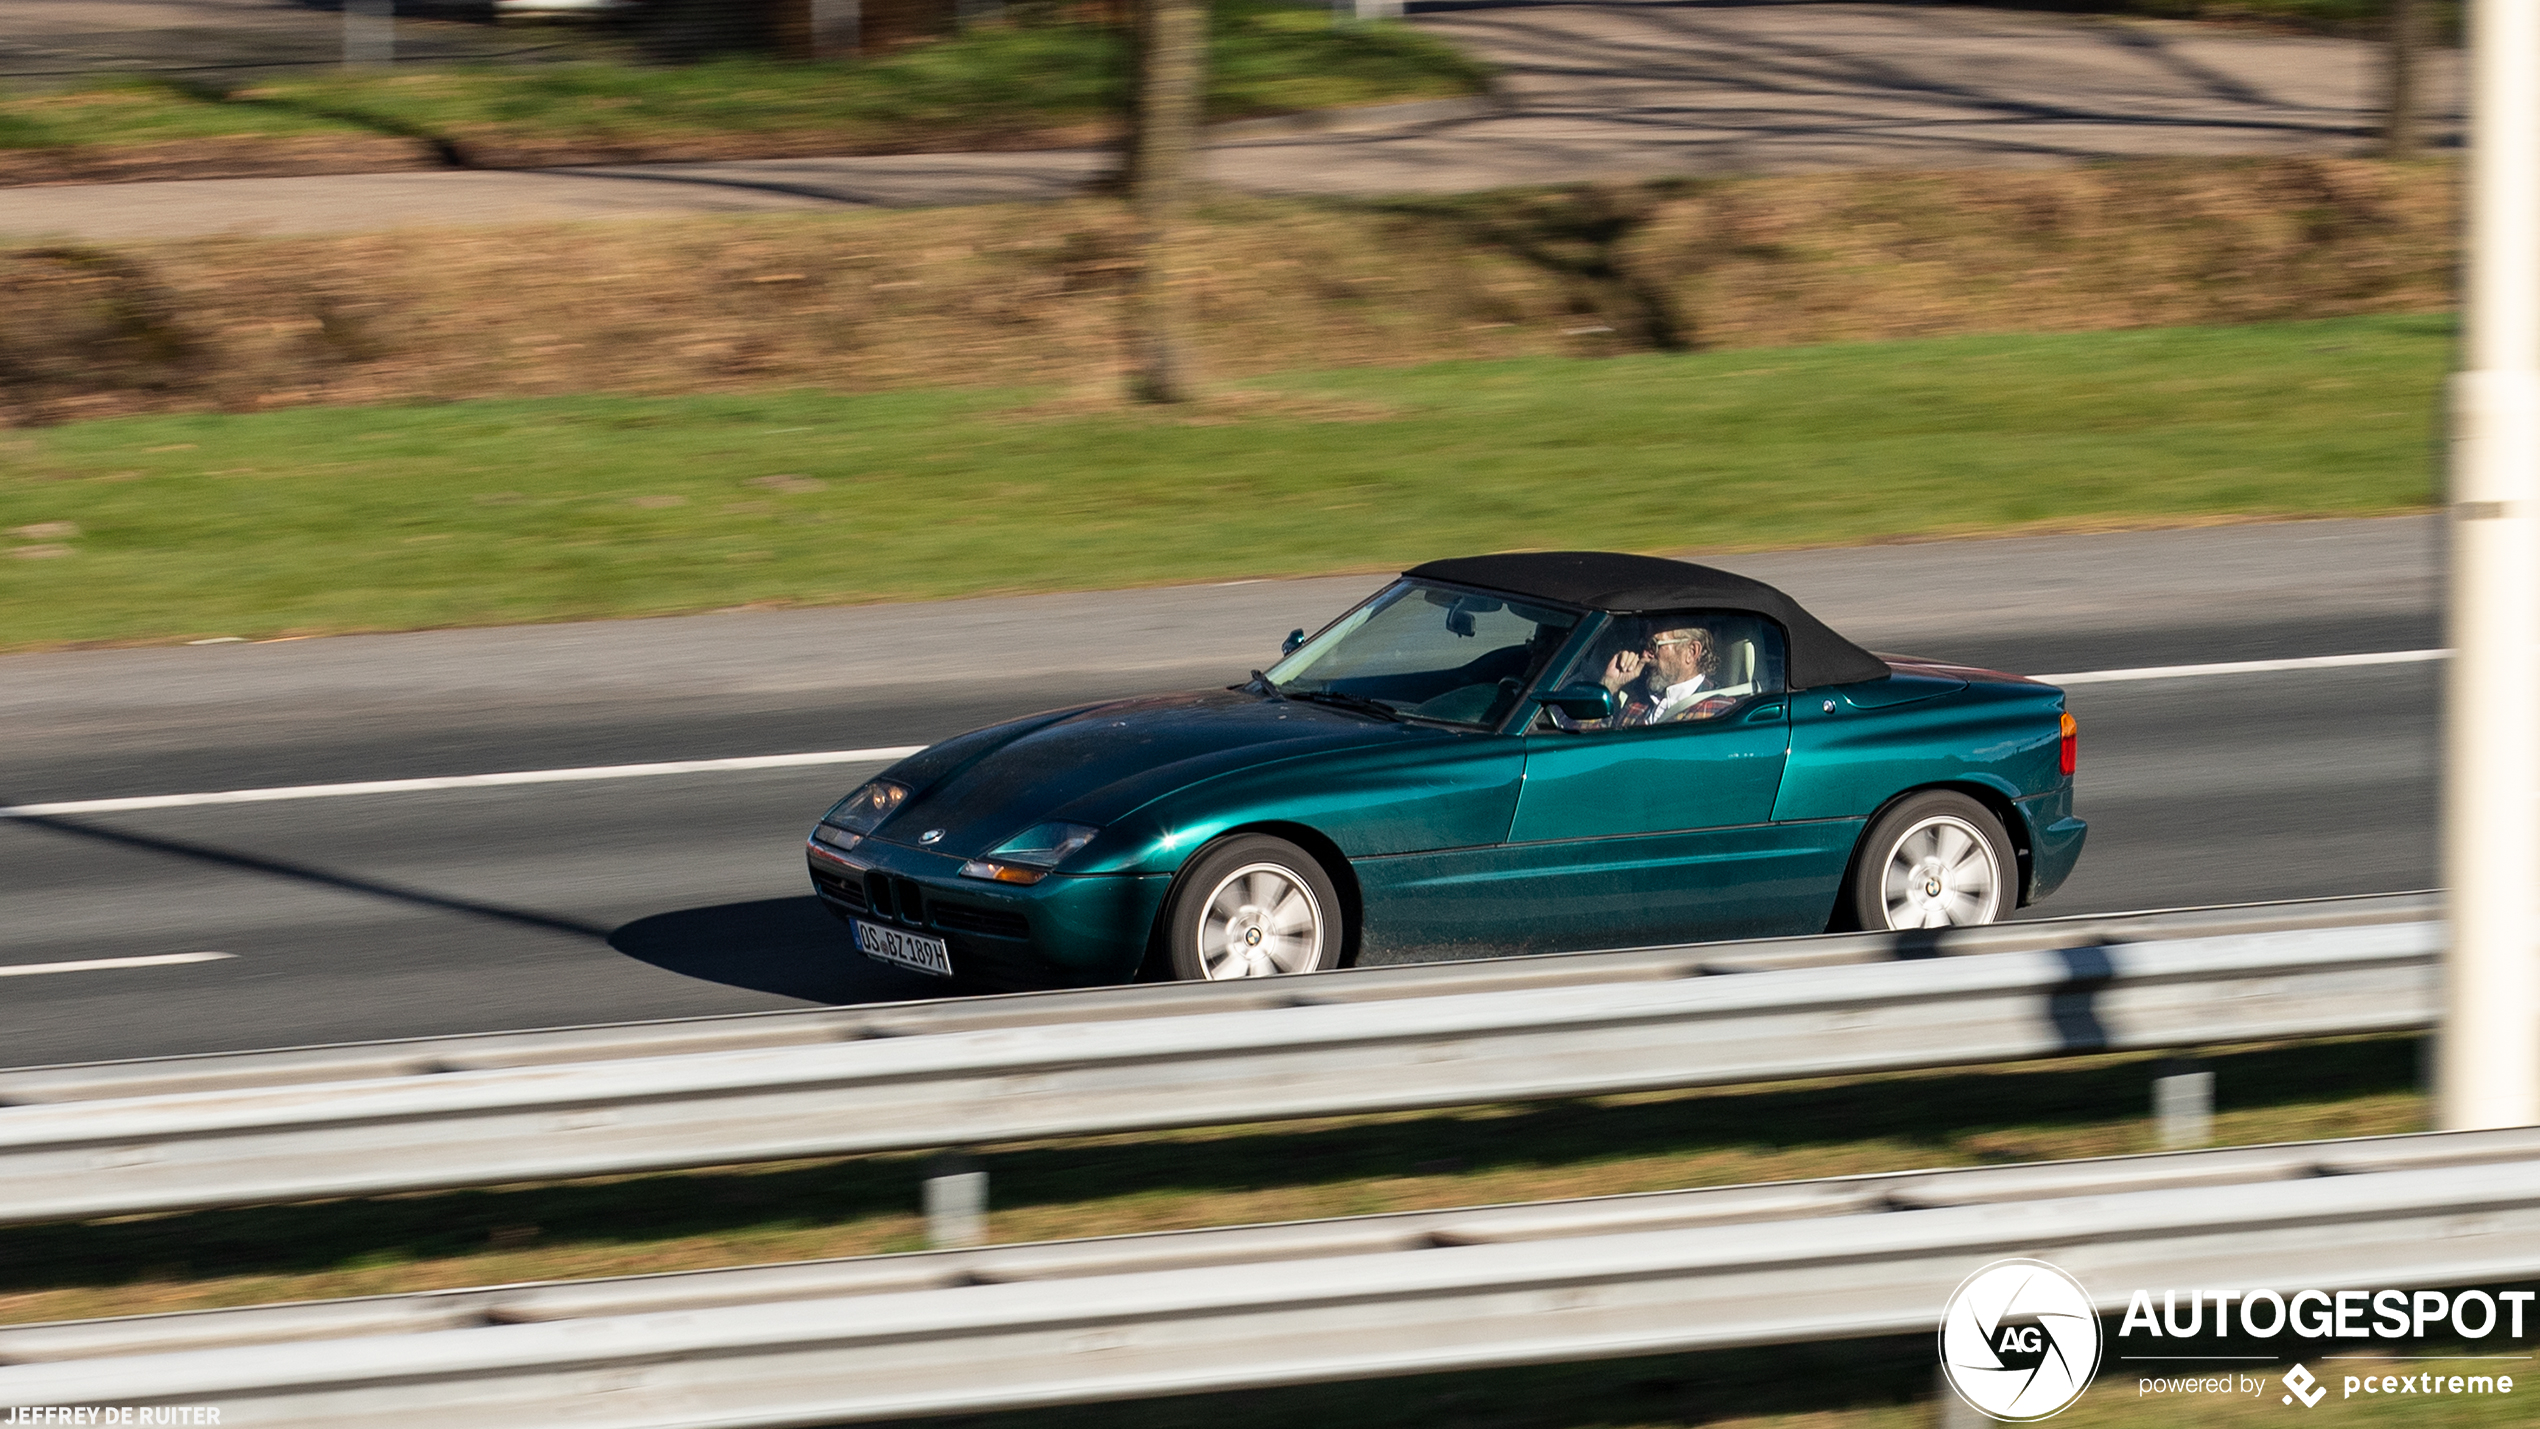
[1597,622,1720,726]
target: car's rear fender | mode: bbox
[1775,679,2064,825]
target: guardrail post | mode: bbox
[924,1152,988,1248]
[343,0,394,66]
[2154,1062,2214,1150]
[1936,1367,1986,1429]
[809,0,861,56]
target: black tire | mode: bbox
[1846,791,2017,932]
[1164,834,1345,981]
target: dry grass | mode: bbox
[0,159,2458,428]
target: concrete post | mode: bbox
[343,0,395,66]
[2441,0,2540,1132]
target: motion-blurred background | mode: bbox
[0,5,2479,1427]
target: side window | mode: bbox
[1539,611,1787,732]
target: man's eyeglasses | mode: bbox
[1648,634,1704,650]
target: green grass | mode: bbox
[0,4,1488,156]
[0,314,2446,649]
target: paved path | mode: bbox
[0,518,2440,1065]
[0,2,2462,239]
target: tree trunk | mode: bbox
[1125,0,1206,403]
[2382,0,2420,158]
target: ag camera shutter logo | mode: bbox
[1939,1258,2104,1421]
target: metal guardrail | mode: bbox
[0,892,2434,1105]
[5,1127,2537,1425]
[6,1123,2532,1365]
[0,906,2440,1227]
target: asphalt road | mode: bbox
[0,517,2440,1071]
[0,2,2462,240]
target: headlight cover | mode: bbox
[819,780,911,844]
[961,821,1100,885]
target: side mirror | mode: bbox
[1281,628,1305,656]
[1544,683,1614,721]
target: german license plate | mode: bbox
[853,918,952,978]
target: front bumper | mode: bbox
[807,837,1169,992]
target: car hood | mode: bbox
[871,689,1447,858]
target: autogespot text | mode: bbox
[2119,1286,2535,1341]
[2121,1286,2529,1406]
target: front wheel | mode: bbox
[1164,834,1344,981]
[1847,792,2016,931]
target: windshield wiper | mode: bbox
[1286,689,1403,723]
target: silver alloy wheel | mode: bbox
[1878,813,2002,930]
[1193,862,1327,979]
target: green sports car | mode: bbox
[806,552,2085,990]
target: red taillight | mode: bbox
[2058,712,2078,776]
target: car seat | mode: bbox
[1709,636,1759,701]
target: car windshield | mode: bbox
[1262,581,1581,728]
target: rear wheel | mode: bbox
[1848,791,2015,931]
[1165,834,1344,981]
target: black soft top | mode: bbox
[1405,550,1890,690]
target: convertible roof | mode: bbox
[1404,551,1891,689]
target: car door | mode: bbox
[1502,611,1818,946]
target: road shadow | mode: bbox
[609,895,947,1004]
[4,810,943,1006]
[4,810,614,940]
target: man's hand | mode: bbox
[1601,649,1646,692]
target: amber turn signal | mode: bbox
[960,859,1050,885]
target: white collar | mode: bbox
[1656,674,1709,709]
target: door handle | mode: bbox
[1745,703,1786,723]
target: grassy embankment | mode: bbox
[0,2,1486,181]
[2,161,2457,430]
[0,312,2448,650]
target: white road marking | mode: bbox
[0,952,235,978]
[0,650,2452,821]
[2038,648,2448,686]
[0,747,926,819]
